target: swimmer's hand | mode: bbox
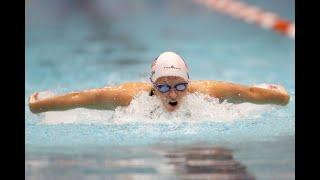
[29,92,40,113]
[29,92,39,104]
[29,91,58,113]
[29,91,55,103]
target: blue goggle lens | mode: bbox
[175,83,187,91]
[157,85,170,93]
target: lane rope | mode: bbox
[194,0,295,39]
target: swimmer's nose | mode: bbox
[168,89,177,99]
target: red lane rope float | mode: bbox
[194,0,295,39]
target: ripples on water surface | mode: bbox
[26,0,294,179]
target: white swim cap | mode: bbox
[150,51,189,83]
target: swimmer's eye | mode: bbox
[156,84,171,93]
[175,83,188,91]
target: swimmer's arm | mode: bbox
[28,83,151,113]
[206,81,290,105]
[28,88,129,113]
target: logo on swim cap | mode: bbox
[163,65,181,70]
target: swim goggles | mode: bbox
[154,83,188,93]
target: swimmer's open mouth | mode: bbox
[169,101,178,106]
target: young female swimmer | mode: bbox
[29,51,290,113]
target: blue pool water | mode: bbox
[26,0,295,179]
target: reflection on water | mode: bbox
[26,146,254,180]
[165,147,255,180]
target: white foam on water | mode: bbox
[40,92,272,125]
[111,92,272,124]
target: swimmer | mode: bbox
[29,51,290,113]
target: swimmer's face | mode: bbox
[154,76,188,112]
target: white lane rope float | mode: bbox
[193,0,295,39]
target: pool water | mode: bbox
[25,0,295,179]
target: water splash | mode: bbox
[40,92,273,125]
